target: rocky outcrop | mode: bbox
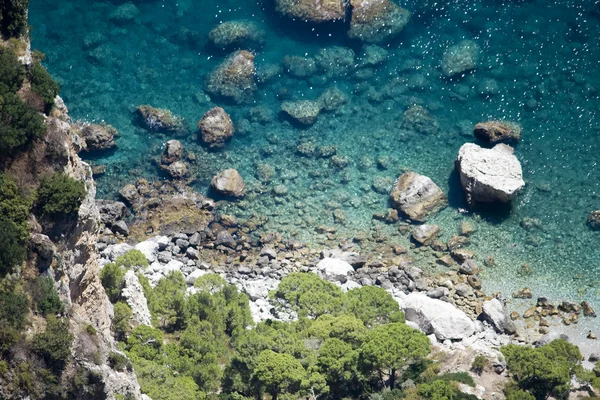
[162,139,183,164]
[80,123,118,151]
[137,105,185,133]
[208,20,265,49]
[402,293,475,340]
[121,270,152,327]
[456,143,525,206]
[481,298,517,335]
[275,0,348,22]
[390,172,447,221]
[411,224,440,246]
[281,100,321,125]
[211,169,247,197]
[474,121,522,144]
[441,40,480,77]
[317,257,354,281]
[347,0,411,43]
[206,50,256,103]
[198,107,235,148]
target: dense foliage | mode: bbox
[32,275,64,316]
[0,48,25,93]
[32,315,73,373]
[29,62,60,113]
[0,0,29,38]
[37,172,86,216]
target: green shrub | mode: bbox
[0,47,25,93]
[0,174,32,274]
[343,285,405,327]
[417,380,458,400]
[29,63,60,113]
[0,0,30,38]
[471,355,488,375]
[126,325,164,361]
[0,91,46,153]
[100,262,126,303]
[0,217,27,274]
[37,172,86,216]
[113,301,132,340]
[115,249,148,269]
[33,276,64,316]
[32,315,73,373]
[153,271,187,331]
[0,173,32,224]
[432,372,476,387]
[85,324,97,336]
[109,351,132,372]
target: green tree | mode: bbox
[306,314,367,348]
[32,315,73,373]
[132,356,204,400]
[33,276,64,316]
[343,286,405,327]
[0,217,27,274]
[253,349,305,400]
[417,380,458,400]
[37,172,86,216]
[100,262,126,303]
[0,174,32,274]
[0,47,25,93]
[113,301,132,340]
[154,271,187,331]
[272,272,344,318]
[115,249,148,269]
[317,337,362,396]
[126,325,164,362]
[28,63,60,113]
[0,91,46,153]
[0,0,30,37]
[501,339,582,400]
[359,323,430,389]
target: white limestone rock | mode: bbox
[317,257,354,281]
[121,270,151,327]
[481,298,517,335]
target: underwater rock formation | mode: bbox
[390,172,447,222]
[315,46,355,77]
[161,139,182,164]
[206,50,257,103]
[164,161,189,180]
[198,107,235,148]
[282,55,318,78]
[80,123,118,151]
[318,86,349,111]
[474,121,522,144]
[402,105,439,135]
[441,40,480,77]
[456,143,525,206]
[588,210,600,229]
[347,0,411,43]
[275,0,348,22]
[281,100,322,125]
[211,169,247,197]
[208,20,265,49]
[136,105,185,133]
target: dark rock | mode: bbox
[198,107,234,148]
[81,123,118,151]
[474,121,521,144]
[581,301,596,317]
[458,259,479,275]
[29,233,55,260]
[96,199,128,227]
[215,230,236,247]
[112,220,130,236]
[186,247,200,260]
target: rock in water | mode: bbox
[401,293,475,340]
[348,0,411,43]
[390,172,447,222]
[456,143,525,206]
[206,50,256,103]
[275,0,347,22]
[587,210,600,230]
[211,169,247,198]
[441,40,480,77]
[198,107,234,148]
[137,105,185,133]
[80,123,118,151]
[281,100,321,125]
[481,298,517,335]
[474,121,522,144]
[411,224,441,246]
[162,139,182,164]
[208,20,265,49]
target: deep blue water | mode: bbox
[30,0,600,329]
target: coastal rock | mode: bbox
[402,293,475,340]
[390,172,447,222]
[121,270,151,327]
[587,210,600,229]
[347,0,411,43]
[211,169,247,197]
[318,86,349,112]
[206,50,257,103]
[137,105,185,133]
[321,249,367,268]
[411,224,440,246]
[119,184,139,206]
[474,121,522,144]
[317,257,354,281]
[281,100,321,125]
[81,123,118,151]
[275,0,347,22]
[315,47,355,77]
[164,161,188,180]
[441,40,480,77]
[481,298,517,335]
[96,200,128,227]
[208,20,265,49]
[582,301,597,317]
[402,105,439,135]
[282,55,317,78]
[456,143,525,205]
[162,140,182,164]
[198,107,234,148]
[29,233,56,260]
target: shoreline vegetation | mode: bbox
[0,0,599,399]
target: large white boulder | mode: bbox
[134,236,169,263]
[401,293,475,340]
[456,143,525,206]
[317,257,354,281]
[121,270,152,327]
[481,298,517,335]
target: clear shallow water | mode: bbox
[30,0,600,329]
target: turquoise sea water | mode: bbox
[30,0,600,330]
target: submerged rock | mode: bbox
[390,172,447,222]
[456,143,525,206]
[164,161,189,180]
[282,55,318,78]
[208,20,265,49]
[206,50,256,103]
[211,169,247,198]
[80,123,118,151]
[198,107,234,148]
[587,210,600,230]
[137,105,185,133]
[411,224,440,246]
[281,100,321,125]
[441,40,480,77]
[162,139,182,165]
[348,0,411,43]
[315,46,355,77]
[474,121,522,144]
[275,0,348,22]
[402,105,439,135]
[318,86,349,112]
[402,293,475,340]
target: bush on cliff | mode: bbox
[0,47,25,93]
[0,0,29,38]
[100,262,126,303]
[0,174,32,275]
[37,172,86,217]
[29,62,60,113]
[32,315,73,373]
[0,91,46,153]
[32,276,64,316]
